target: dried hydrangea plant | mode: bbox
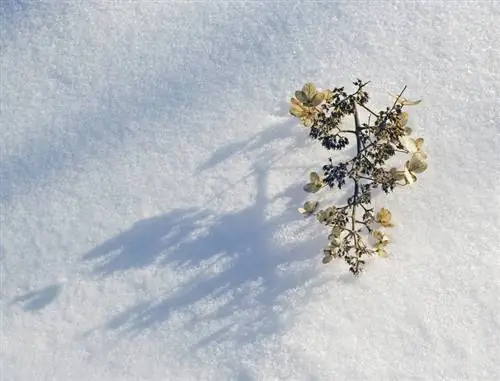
[292,79,428,275]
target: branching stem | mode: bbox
[351,100,363,253]
[293,80,425,275]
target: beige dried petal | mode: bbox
[323,89,334,101]
[290,104,304,117]
[375,243,388,257]
[295,83,322,107]
[373,229,390,244]
[305,201,318,212]
[303,182,322,193]
[310,172,321,184]
[408,153,428,173]
[401,98,422,106]
[295,90,309,104]
[389,92,422,106]
[298,201,318,216]
[330,237,341,247]
[322,255,334,264]
[415,138,427,159]
[390,167,406,182]
[310,92,325,107]
[302,83,318,100]
[403,164,417,184]
[398,112,409,127]
[377,208,394,227]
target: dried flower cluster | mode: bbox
[292,80,428,275]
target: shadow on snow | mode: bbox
[11,284,62,311]
[83,120,329,347]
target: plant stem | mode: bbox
[351,101,363,252]
[353,102,362,194]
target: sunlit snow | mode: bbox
[2,1,499,380]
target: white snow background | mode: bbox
[1,0,499,380]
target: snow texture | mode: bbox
[1,1,499,380]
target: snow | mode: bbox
[1,1,499,380]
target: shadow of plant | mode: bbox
[0,0,32,16]
[83,208,210,275]
[11,284,62,311]
[84,120,329,347]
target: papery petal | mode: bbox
[415,138,424,149]
[295,90,308,104]
[408,153,427,173]
[298,202,317,216]
[310,92,325,107]
[402,98,422,106]
[415,138,427,159]
[290,104,305,117]
[388,92,422,106]
[390,168,406,182]
[323,89,334,101]
[372,230,383,240]
[316,210,327,223]
[304,201,319,213]
[376,245,388,257]
[304,183,321,193]
[398,112,409,127]
[310,172,321,183]
[372,229,389,244]
[322,254,334,264]
[331,237,341,247]
[403,164,417,184]
[377,208,394,227]
[302,83,318,100]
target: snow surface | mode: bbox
[1,1,499,380]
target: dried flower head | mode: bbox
[294,83,325,107]
[373,229,390,257]
[290,80,428,275]
[298,201,319,217]
[304,171,324,193]
[290,98,318,128]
